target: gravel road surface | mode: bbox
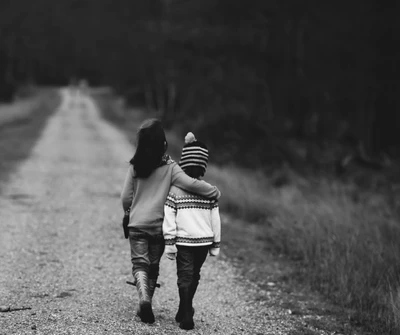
[0,89,353,335]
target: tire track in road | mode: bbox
[0,89,322,335]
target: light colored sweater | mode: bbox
[163,185,221,256]
[120,160,221,230]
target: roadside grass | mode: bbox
[95,94,399,334]
[0,99,37,125]
[0,89,60,190]
[205,164,399,333]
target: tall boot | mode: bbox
[135,278,158,318]
[179,287,194,330]
[175,283,196,322]
[134,271,155,324]
[175,294,184,322]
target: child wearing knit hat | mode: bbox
[121,121,221,325]
[163,132,221,330]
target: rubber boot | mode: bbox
[179,287,194,330]
[137,277,158,317]
[175,282,196,322]
[175,304,195,323]
[132,277,142,318]
[134,271,155,324]
[175,297,184,322]
[138,277,159,315]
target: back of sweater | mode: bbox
[163,185,221,252]
[120,161,220,229]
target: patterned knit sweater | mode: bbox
[163,185,221,255]
[121,159,220,231]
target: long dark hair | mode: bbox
[130,118,168,178]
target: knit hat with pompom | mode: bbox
[179,132,209,171]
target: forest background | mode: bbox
[1,1,399,333]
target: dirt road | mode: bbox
[0,90,348,335]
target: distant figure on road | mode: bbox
[163,132,221,330]
[120,119,221,324]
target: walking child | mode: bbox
[163,132,221,330]
[120,120,221,324]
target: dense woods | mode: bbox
[0,0,399,169]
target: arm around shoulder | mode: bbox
[171,163,221,199]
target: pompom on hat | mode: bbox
[179,132,209,171]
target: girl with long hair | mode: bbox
[120,119,220,324]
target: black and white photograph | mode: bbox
[0,1,399,334]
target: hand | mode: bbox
[209,248,220,257]
[166,253,177,260]
[165,245,178,260]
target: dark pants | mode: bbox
[129,227,165,279]
[176,245,208,289]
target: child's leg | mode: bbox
[176,245,195,330]
[129,229,150,276]
[128,228,154,324]
[176,245,195,290]
[191,246,209,301]
[148,233,165,300]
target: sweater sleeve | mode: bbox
[120,165,135,212]
[209,201,221,256]
[171,163,221,200]
[163,191,177,247]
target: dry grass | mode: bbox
[203,163,400,333]
[0,97,42,126]
[98,97,400,334]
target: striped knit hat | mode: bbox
[179,132,208,171]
